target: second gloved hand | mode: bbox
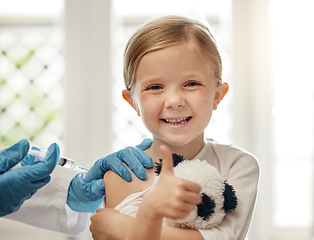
[67,138,153,213]
[0,139,60,217]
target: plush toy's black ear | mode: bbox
[197,194,216,220]
[154,153,185,175]
[223,182,237,212]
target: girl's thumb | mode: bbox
[159,145,174,175]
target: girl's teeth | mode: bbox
[165,117,189,124]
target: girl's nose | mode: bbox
[164,90,185,109]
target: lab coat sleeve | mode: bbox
[4,165,89,236]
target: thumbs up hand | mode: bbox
[142,145,202,221]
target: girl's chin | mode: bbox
[154,136,195,148]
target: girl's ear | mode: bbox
[122,89,140,116]
[213,82,229,110]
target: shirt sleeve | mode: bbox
[198,146,260,240]
[4,165,89,236]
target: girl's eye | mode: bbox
[147,85,162,90]
[185,81,201,87]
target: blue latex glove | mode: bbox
[67,138,153,213]
[0,139,60,217]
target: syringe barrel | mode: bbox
[28,148,77,169]
[58,157,76,169]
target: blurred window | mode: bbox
[271,0,314,232]
[0,0,64,148]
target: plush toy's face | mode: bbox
[155,154,237,229]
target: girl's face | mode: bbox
[124,42,226,149]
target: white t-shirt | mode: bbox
[4,165,89,236]
[115,140,260,240]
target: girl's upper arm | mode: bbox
[104,170,129,208]
[104,166,141,208]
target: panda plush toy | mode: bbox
[155,154,237,229]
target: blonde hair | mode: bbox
[123,15,222,90]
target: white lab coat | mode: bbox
[4,165,90,236]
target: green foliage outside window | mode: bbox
[0,28,64,149]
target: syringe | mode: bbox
[28,148,101,175]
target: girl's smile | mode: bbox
[161,116,192,125]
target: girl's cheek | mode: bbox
[140,97,160,116]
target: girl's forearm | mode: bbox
[125,203,163,240]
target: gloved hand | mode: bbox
[67,138,153,213]
[0,139,60,217]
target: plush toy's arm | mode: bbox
[223,182,237,212]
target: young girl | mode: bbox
[90,15,260,240]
